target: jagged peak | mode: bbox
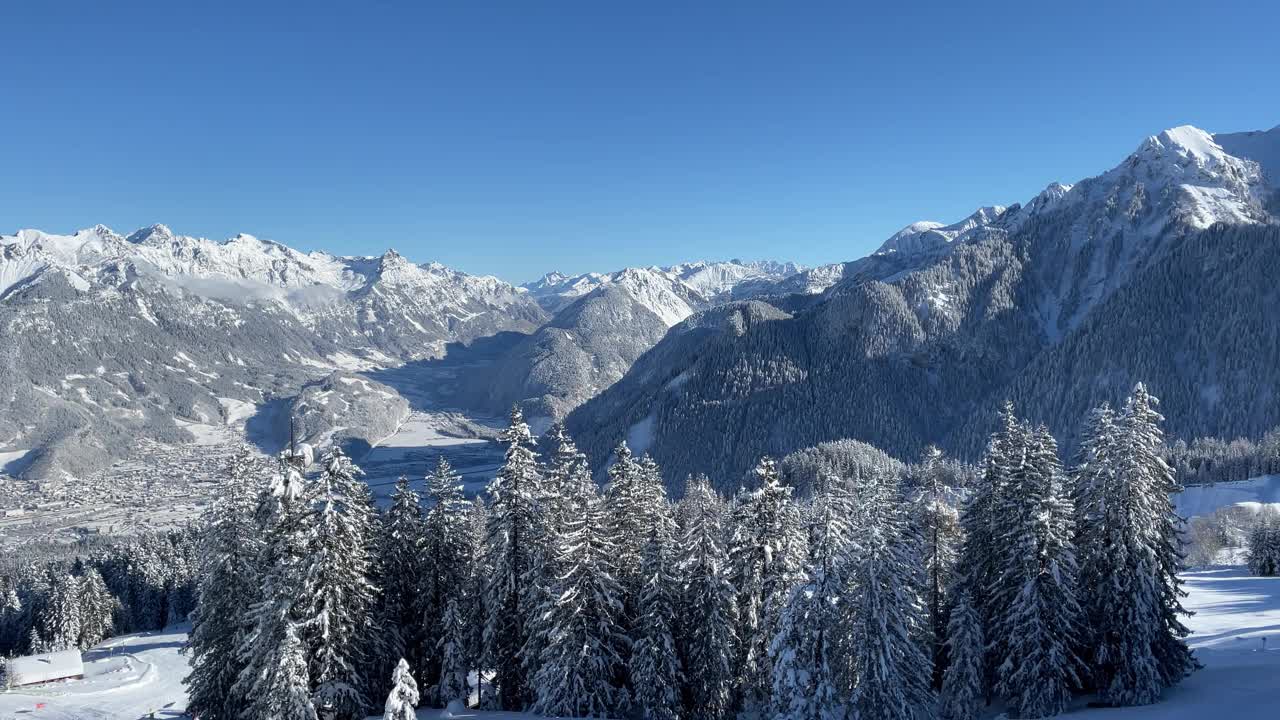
[125,223,176,244]
[1141,125,1225,164]
[875,206,1007,256]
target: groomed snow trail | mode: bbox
[0,624,189,719]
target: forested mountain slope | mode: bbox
[567,125,1280,491]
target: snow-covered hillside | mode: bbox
[1175,475,1280,519]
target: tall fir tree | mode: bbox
[76,567,116,649]
[630,519,682,720]
[605,443,654,602]
[769,476,855,720]
[420,456,470,706]
[235,454,314,720]
[1070,402,1117,683]
[992,423,1083,718]
[674,475,738,720]
[464,495,489,707]
[845,470,935,720]
[482,406,542,710]
[303,447,378,720]
[939,588,984,720]
[371,476,425,702]
[37,573,81,652]
[532,480,630,718]
[186,448,267,720]
[438,597,470,707]
[727,456,807,713]
[912,445,961,689]
[954,401,1020,702]
[1122,385,1197,690]
[521,426,582,692]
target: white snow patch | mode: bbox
[1175,475,1280,519]
[625,412,656,455]
[216,397,257,425]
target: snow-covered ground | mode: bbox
[0,624,190,719]
[1175,475,1280,518]
[360,411,505,501]
[1067,567,1279,718]
[2,570,1274,720]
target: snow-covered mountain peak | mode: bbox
[125,223,175,245]
[1147,125,1226,163]
[875,206,1008,256]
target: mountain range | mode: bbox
[564,124,1280,490]
[3,123,1278,489]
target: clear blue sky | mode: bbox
[3,1,1278,283]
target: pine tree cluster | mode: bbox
[67,382,1197,720]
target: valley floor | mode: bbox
[1,569,1275,719]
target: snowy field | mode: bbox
[0,624,190,719]
[1174,475,1280,518]
[360,411,506,502]
[2,569,1275,719]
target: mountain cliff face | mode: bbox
[566,124,1280,492]
[478,262,808,425]
[0,225,546,480]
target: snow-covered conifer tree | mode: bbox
[37,573,81,652]
[630,519,682,720]
[370,476,425,701]
[76,567,116,649]
[235,456,314,720]
[482,406,542,710]
[384,658,420,720]
[302,447,377,720]
[674,475,737,720]
[954,402,1020,701]
[0,584,21,655]
[845,470,934,720]
[437,597,469,708]
[912,445,961,688]
[605,442,648,597]
[521,426,582,691]
[939,588,984,720]
[185,449,268,720]
[728,456,807,712]
[769,476,855,720]
[464,495,488,706]
[532,481,630,718]
[1248,510,1280,576]
[1115,385,1196,692]
[993,424,1083,718]
[420,456,470,705]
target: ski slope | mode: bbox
[1,571,1275,719]
[0,624,189,719]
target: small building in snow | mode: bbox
[4,649,85,687]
